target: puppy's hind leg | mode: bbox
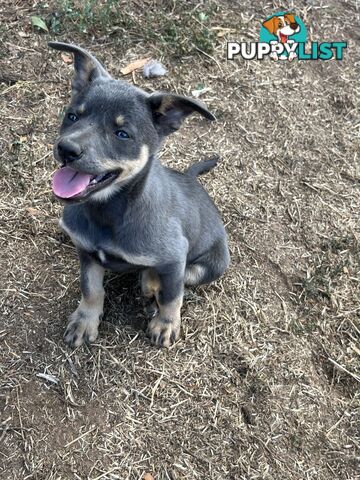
[64,250,105,348]
[185,238,230,286]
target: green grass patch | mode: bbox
[42,0,218,56]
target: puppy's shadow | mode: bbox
[103,271,147,332]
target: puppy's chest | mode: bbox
[59,209,154,268]
[59,215,119,263]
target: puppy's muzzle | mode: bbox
[57,139,84,164]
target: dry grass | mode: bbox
[0,1,359,479]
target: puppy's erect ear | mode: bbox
[262,16,279,35]
[48,42,111,95]
[148,93,216,136]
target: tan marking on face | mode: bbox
[115,114,125,126]
[91,145,149,202]
[78,103,85,114]
[141,268,160,298]
[102,145,149,184]
[90,183,119,202]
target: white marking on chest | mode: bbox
[97,249,106,263]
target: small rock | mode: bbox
[143,60,167,78]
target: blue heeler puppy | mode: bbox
[49,42,230,348]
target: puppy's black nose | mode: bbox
[57,139,83,163]
[290,22,298,30]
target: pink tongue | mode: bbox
[52,167,92,198]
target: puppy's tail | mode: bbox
[186,155,219,177]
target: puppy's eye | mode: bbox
[67,113,78,122]
[115,130,130,139]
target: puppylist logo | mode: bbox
[227,12,347,61]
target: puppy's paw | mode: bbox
[147,316,180,348]
[64,309,100,348]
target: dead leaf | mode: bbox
[26,207,43,217]
[211,27,236,38]
[143,474,154,480]
[61,53,73,64]
[120,57,150,75]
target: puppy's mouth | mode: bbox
[52,166,120,201]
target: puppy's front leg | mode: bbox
[64,251,105,348]
[147,263,184,348]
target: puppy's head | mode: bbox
[49,42,215,203]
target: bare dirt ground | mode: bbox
[0,1,359,479]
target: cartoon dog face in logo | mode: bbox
[263,13,300,43]
[262,13,300,61]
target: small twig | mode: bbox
[91,467,120,480]
[150,370,165,408]
[328,357,360,383]
[64,426,96,448]
[194,46,224,75]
